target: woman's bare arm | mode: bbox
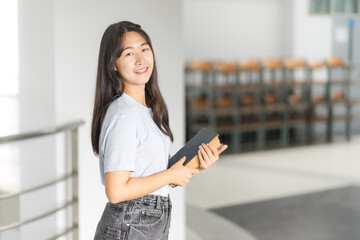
[106,143,228,204]
[105,157,199,203]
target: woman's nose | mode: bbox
[135,53,145,65]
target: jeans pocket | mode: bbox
[100,210,166,240]
[139,209,164,226]
[105,226,122,239]
[127,208,168,240]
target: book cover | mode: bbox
[168,128,223,187]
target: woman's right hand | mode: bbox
[168,157,200,187]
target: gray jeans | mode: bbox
[94,194,172,240]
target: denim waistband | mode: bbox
[108,194,171,208]
[133,194,170,204]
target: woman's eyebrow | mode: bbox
[123,42,149,51]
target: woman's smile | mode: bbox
[134,67,149,74]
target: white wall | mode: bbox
[53,1,184,240]
[281,0,295,57]
[183,0,333,62]
[18,0,55,130]
[183,0,285,61]
[292,0,332,60]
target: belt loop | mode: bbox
[155,195,161,211]
[127,201,135,212]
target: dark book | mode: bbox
[168,128,223,188]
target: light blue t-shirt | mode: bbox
[98,92,171,197]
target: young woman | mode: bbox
[91,21,227,240]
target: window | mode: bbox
[309,0,331,13]
[309,0,359,14]
[334,0,358,13]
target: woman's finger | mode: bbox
[202,143,214,158]
[217,144,228,155]
[201,144,217,168]
[206,144,219,159]
[199,145,211,163]
[198,149,207,169]
[200,146,214,167]
[202,144,217,164]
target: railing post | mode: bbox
[71,128,79,240]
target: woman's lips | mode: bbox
[134,67,148,74]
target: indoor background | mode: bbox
[0,0,359,240]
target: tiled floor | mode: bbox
[186,136,360,240]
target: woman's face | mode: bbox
[115,31,154,90]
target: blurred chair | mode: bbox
[306,60,326,144]
[283,58,306,103]
[259,59,284,149]
[326,57,352,141]
[185,61,213,138]
[212,62,236,108]
[235,60,262,151]
[261,59,282,104]
[238,60,260,105]
[185,61,213,86]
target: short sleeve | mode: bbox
[103,114,137,173]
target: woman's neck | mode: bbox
[124,87,147,108]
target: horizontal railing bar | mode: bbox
[0,198,77,232]
[0,171,77,200]
[0,120,85,144]
[0,95,18,99]
[47,224,78,240]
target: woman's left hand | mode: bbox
[198,143,228,170]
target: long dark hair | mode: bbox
[91,21,173,155]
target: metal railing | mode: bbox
[0,120,84,240]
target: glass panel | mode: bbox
[309,0,331,13]
[334,0,358,13]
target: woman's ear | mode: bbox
[113,66,118,72]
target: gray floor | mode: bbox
[212,186,360,240]
[185,136,360,240]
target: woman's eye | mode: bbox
[126,52,133,56]
[142,48,150,52]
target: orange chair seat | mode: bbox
[241,95,256,105]
[312,95,324,103]
[191,98,208,109]
[287,93,302,104]
[331,92,343,101]
[216,96,232,107]
[263,93,279,103]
